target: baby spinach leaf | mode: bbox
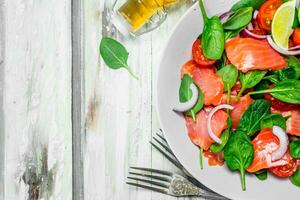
[290,169,300,187]
[225,26,246,40]
[277,67,297,81]
[286,56,300,79]
[237,70,267,100]
[100,37,138,79]
[252,80,269,99]
[260,114,287,130]
[210,129,230,153]
[199,0,225,59]
[248,80,300,104]
[290,139,300,159]
[293,8,299,29]
[217,64,239,92]
[255,170,268,181]
[262,74,280,84]
[224,131,254,191]
[231,0,266,11]
[223,7,253,30]
[179,74,204,121]
[237,100,270,137]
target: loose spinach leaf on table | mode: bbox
[290,169,300,187]
[224,131,254,191]
[290,139,300,159]
[260,114,287,130]
[179,74,204,121]
[255,170,268,181]
[223,7,253,30]
[100,37,138,79]
[217,64,238,92]
[237,99,270,137]
[237,70,267,99]
[248,80,300,104]
[199,0,225,59]
[231,0,266,11]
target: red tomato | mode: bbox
[257,0,282,32]
[269,155,298,178]
[264,93,300,112]
[192,39,216,67]
[251,19,267,35]
[292,28,300,46]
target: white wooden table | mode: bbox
[0,0,204,199]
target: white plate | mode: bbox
[156,1,300,199]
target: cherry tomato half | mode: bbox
[250,19,267,35]
[257,0,282,32]
[292,28,300,46]
[269,156,298,178]
[192,39,216,67]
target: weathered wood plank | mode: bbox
[2,0,72,199]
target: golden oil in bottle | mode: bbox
[118,0,177,31]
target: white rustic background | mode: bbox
[0,0,234,199]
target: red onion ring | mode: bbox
[173,83,198,113]
[271,126,289,161]
[240,29,267,40]
[267,35,300,55]
[220,11,233,23]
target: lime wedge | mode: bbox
[272,0,295,49]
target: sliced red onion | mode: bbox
[240,29,267,40]
[253,10,259,19]
[220,11,232,23]
[173,83,198,113]
[267,35,300,55]
[207,104,234,144]
[289,45,300,50]
[271,126,289,161]
[247,22,254,30]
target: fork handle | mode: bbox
[197,188,229,200]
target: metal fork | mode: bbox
[127,167,225,199]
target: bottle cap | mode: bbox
[111,12,132,37]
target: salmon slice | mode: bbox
[203,150,224,166]
[185,107,228,150]
[225,38,287,72]
[220,94,253,129]
[247,128,290,173]
[180,60,224,106]
[287,109,300,136]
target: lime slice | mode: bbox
[272,0,295,49]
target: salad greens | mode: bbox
[252,80,269,99]
[237,70,267,100]
[210,129,230,153]
[217,64,238,92]
[100,37,138,80]
[286,56,300,79]
[179,74,204,121]
[237,100,270,137]
[199,0,224,59]
[260,114,287,130]
[248,80,300,104]
[290,169,300,187]
[224,131,254,191]
[255,170,268,181]
[231,0,266,11]
[290,139,300,159]
[223,7,253,30]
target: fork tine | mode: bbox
[126,182,168,194]
[156,132,167,142]
[129,172,171,182]
[127,176,169,188]
[130,167,173,176]
[152,137,175,156]
[150,141,184,170]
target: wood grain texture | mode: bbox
[2,0,72,199]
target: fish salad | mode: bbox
[174,0,300,190]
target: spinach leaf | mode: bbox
[225,26,246,40]
[290,139,300,159]
[237,70,267,99]
[231,0,266,11]
[277,67,297,81]
[199,0,225,59]
[210,129,230,153]
[100,37,138,79]
[249,80,300,104]
[224,131,254,191]
[252,80,269,99]
[237,100,270,137]
[179,74,204,121]
[290,169,300,187]
[286,56,300,79]
[262,74,280,84]
[255,170,268,181]
[223,7,253,30]
[260,114,287,130]
[217,64,239,92]
[293,8,299,28]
